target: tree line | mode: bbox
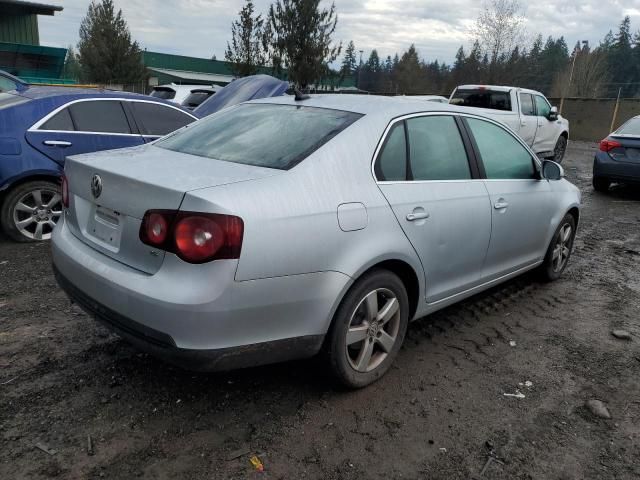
[65,0,640,99]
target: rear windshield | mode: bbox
[150,88,176,100]
[614,117,640,136]
[157,103,363,170]
[450,89,512,111]
[181,91,214,108]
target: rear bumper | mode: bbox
[593,152,640,184]
[52,215,350,370]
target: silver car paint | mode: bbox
[52,95,580,358]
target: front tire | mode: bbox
[0,180,62,242]
[552,135,568,163]
[540,214,576,282]
[325,269,409,388]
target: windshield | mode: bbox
[157,103,362,170]
[0,92,29,110]
[450,89,512,111]
[614,117,640,136]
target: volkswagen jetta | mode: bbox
[52,95,581,388]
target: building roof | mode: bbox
[147,67,234,85]
[0,0,63,15]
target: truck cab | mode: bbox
[450,85,569,162]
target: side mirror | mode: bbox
[548,106,559,121]
[542,160,563,181]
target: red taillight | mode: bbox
[599,138,622,152]
[139,210,244,264]
[61,175,69,208]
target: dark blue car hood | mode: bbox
[194,75,288,118]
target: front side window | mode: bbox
[534,95,551,118]
[157,104,362,170]
[466,117,536,180]
[406,116,471,181]
[130,102,195,136]
[520,94,535,116]
[69,101,131,134]
[40,108,74,131]
[375,122,407,181]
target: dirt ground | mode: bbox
[1,141,639,480]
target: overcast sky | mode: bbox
[39,1,640,64]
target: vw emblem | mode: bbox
[91,174,102,199]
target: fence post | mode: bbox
[610,88,622,133]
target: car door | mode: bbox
[26,99,144,163]
[464,116,554,281]
[518,93,538,147]
[126,101,196,143]
[533,95,556,152]
[375,114,492,303]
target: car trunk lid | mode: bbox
[64,144,278,274]
[609,135,640,164]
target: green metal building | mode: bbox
[0,1,69,83]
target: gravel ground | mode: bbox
[1,142,639,480]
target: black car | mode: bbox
[594,116,640,191]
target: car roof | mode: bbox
[250,93,470,118]
[456,84,544,96]
[19,85,151,100]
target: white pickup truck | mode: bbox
[450,85,570,162]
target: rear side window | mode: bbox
[130,102,195,136]
[157,104,362,170]
[0,76,18,92]
[520,94,535,116]
[375,123,407,181]
[41,108,74,131]
[466,117,535,180]
[69,101,131,134]
[150,88,176,100]
[406,116,471,181]
[450,89,512,111]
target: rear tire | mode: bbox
[552,135,568,163]
[325,270,409,389]
[0,180,62,242]
[539,214,576,282]
[593,176,610,192]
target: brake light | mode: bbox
[61,175,69,208]
[600,138,622,152]
[139,210,244,264]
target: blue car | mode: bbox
[0,86,197,241]
[594,116,640,192]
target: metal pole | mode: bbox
[610,87,622,133]
[560,48,579,115]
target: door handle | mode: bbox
[406,212,430,221]
[43,140,72,147]
[494,200,509,210]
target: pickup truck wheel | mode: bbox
[0,180,62,242]
[552,135,568,163]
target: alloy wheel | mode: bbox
[554,137,567,162]
[12,188,62,241]
[345,288,401,373]
[552,223,572,272]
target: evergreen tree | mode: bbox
[62,46,82,80]
[77,0,146,84]
[266,0,341,88]
[225,0,269,77]
[340,40,357,77]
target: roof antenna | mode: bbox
[294,87,310,101]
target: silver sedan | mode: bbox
[52,95,581,388]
